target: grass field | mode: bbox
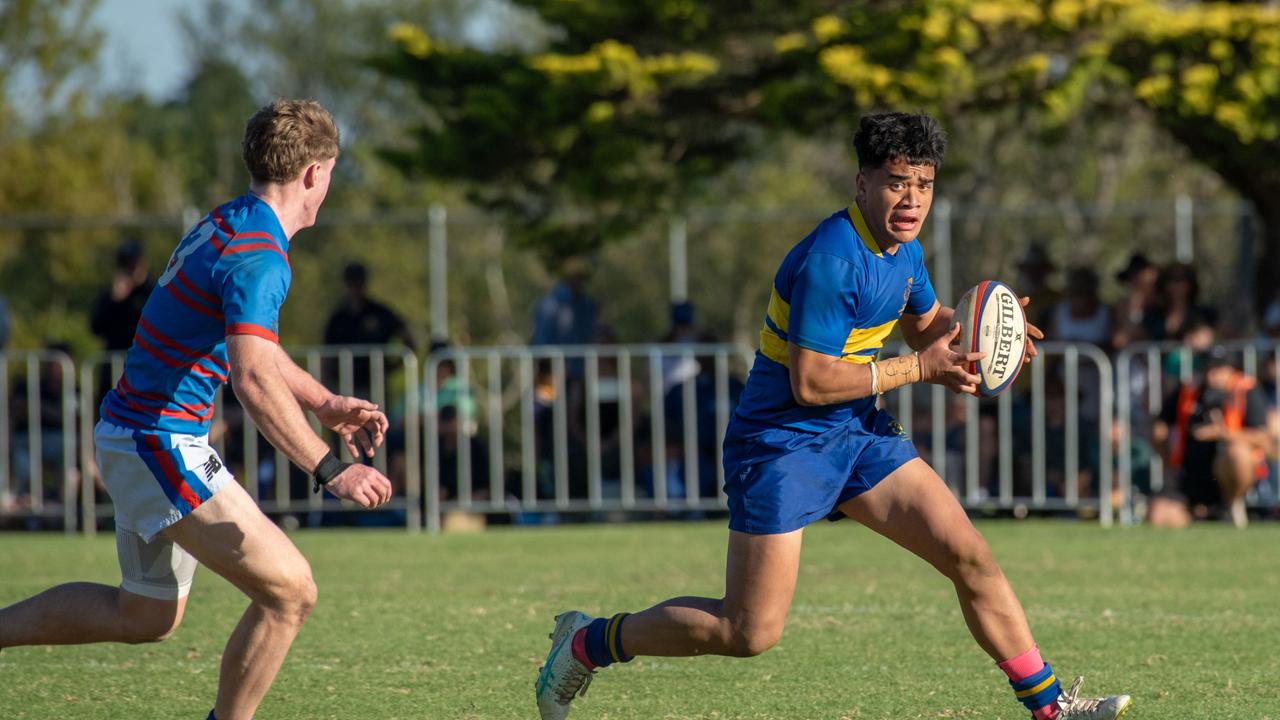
[2,520,1278,719]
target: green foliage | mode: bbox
[378,0,1280,273]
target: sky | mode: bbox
[93,0,240,100]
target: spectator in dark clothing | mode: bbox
[0,294,10,351]
[324,262,414,396]
[532,256,597,347]
[1152,349,1274,528]
[1143,262,1216,341]
[1111,252,1158,351]
[90,241,154,351]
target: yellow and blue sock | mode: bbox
[571,613,633,669]
[999,646,1063,719]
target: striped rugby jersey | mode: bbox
[100,193,291,435]
[732,203,936,434]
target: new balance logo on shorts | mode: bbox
[203,455,223,483]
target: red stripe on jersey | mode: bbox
[231,231,275,242]
[210,208,234,250]
[133,335,227,382]
[176,268,221,306]
[166,282,225,320]
[225,323,279,343]
[138,318,230,374]
[143,434,203,510]
[222,243,289,265]
[103,405,144,428]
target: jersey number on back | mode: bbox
[158,220,216,287]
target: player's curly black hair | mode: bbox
[852,112,947,170]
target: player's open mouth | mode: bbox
[889,216,918,232]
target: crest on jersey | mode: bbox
[897,277,913,315]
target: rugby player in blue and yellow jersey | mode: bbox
[537,113,1131,719]
[0,100,392,720]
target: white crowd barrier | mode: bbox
[16,338,1280,533]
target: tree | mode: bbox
[376,0,1280,294]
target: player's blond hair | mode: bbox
[241,99,340,184]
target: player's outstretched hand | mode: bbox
[324,464,393,509]
[1019,296,1045,362]
[315,396,389,458]
[919,323,984,396]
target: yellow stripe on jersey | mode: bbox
[760,325,790,366]
[849,203,883,257]
[766,288,790,333]
[839,317,898,363]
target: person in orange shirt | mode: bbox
[1152,349,1275,528]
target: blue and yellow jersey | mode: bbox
[100,194,291,435]
[732,203,936,434]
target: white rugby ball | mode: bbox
[952,280,1027,397]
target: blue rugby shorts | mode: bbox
[723,410,918,535]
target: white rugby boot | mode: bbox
[1055,675,1132,719]
[535,611,596,720]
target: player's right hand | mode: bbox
[324,464,393,509]
[919,323,984,396]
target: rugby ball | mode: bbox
[953,281,1027,397]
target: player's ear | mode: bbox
[302,161,321,190]
[854,171,866,201]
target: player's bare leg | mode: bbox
[164,481,317,720]
[838,457,1033,659]
[839,457,1130,718]
[622,528,802,657]
[536,529,802,719]
[0,585,184,647]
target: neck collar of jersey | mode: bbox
[848,201,884,257]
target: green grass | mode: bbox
[2,520,1278,719]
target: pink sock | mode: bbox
[998,646,1059,719]
[998,645,1044,681]
[571,628,597,670]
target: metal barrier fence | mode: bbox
[0,350,78,533]
[73,346,420,535]
[423,342,1117,530]
[1117,340,1280,524]
[422,343,754,532]
[27,338,1280,534]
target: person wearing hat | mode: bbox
[1110,252,1157,351]
[1151,346,1275,528]
[90,240,156,352]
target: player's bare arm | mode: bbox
[788,325,984,406]
[228,334,391,508]
[272,344,388,457]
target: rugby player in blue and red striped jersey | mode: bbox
[0,99,392,720]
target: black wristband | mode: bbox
[311,450,350,494]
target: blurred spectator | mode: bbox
[1111,252,1158,351]
[661,301,701,393]
[324,262,414,395]
[90,240,154,351]
[0,293,10,351]
[532,256,597,346]
[658,335,745,502]
[428,339,477,429]
[1015,242,1059,329]
[1047,266,1112,350]
[1143,262,1216,341]
[1260,291,1280,340]
[435,405,489,504]
[8,344,77,513]
[1151,348,1275,528]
